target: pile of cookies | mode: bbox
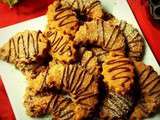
[0,0,160,120]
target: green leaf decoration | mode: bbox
[7,0,18,7]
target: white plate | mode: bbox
[0,0,160,120]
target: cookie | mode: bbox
[44,29,77,63]
[16,62,47,79]
[91,47,108,63]
[61,0,103,22]
[0,30,48,63]
[102,52,135,95]
[99,91,133,120]
[49,94,77,120]
[74,19,126,52]
[26,61,99,119]
[78,47,100,75]
[46,62,99,104]
[130,62,160,120]
[0,30,49,78]
[49,94,95,120]
[24,86,53,117]
[107,18,145,61]
[47,0,79,36]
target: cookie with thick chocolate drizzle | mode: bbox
[49,94,77,120]
[102,52,135,95]
[25,61,99,120]
[24,87,95,120]
[0,30,49,78]
[61,0,103,22]
[130,62,160,120]
[74,19,126,52]
[46,62,99,102]
[49,94,96,120]
[0,30,48,63]
[47,0,79,36]
[107,18,145,61]
[44,29,77,63]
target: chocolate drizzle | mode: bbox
[138,65,160,98]
[35,63,98,119]
[7,31,41,62]
[64,0,101,20]
[75,19,125,52]
[60,64,98,104]
[54,3,78,27]
[130,62,160,119]
[119,20,145,60]
[46,30,73,56]
[79,48,99,74]
[98,19,125,51]
[49,95,75,120]
[104,55,134,89]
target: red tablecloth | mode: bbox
[128,0,160,64]
[0,0,53,27]
[0,0,159,120]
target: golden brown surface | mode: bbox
[47,0,79,36]
[107,18,145,61]
[130,62,160,120]
[78,47,100,75]
[49,95,77,120]
[102,52,135,95]
[91,47,108,63]
[44,29,77,63]
[16,62,47,79]
[74,19,126,52]
[24,86,53,117]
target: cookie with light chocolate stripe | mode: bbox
[99,91,133,120]
[130,62,160,120]
[0,30,49,63]
[25,89,94,120]
[107,17,145,61]
[74,19,126,52]
[44,29,77,63]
